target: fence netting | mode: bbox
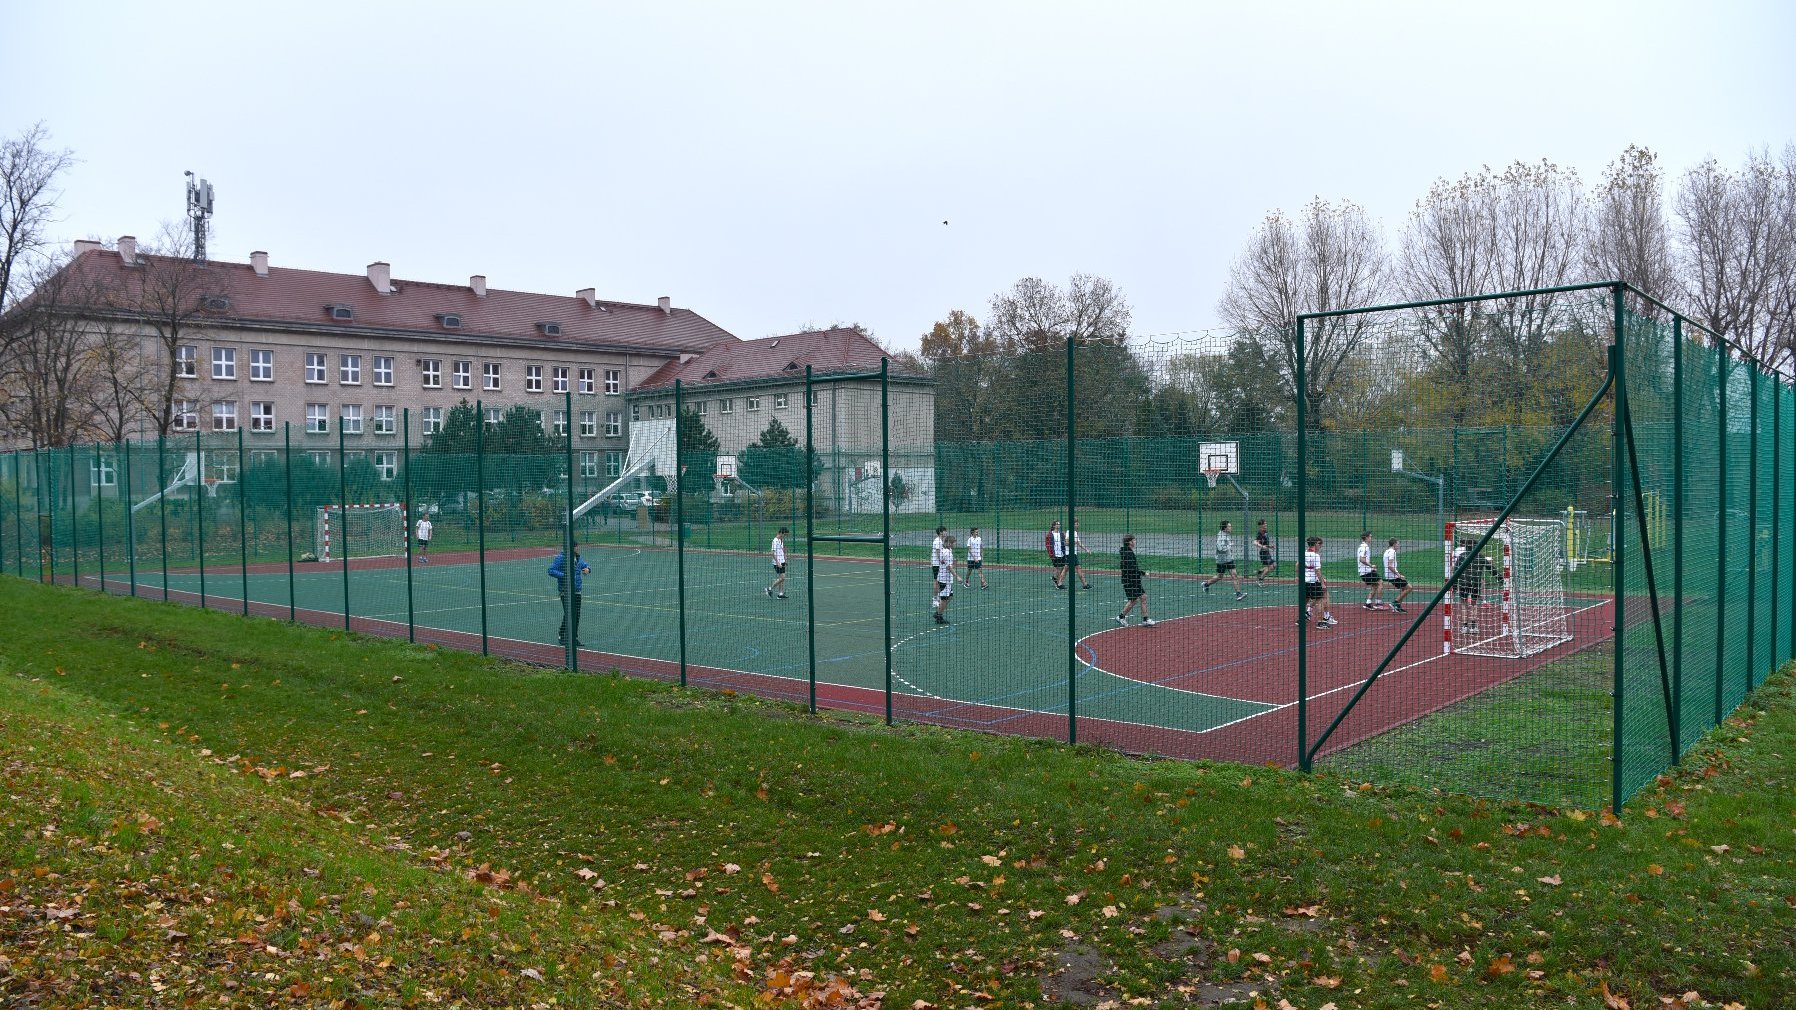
[6,286,1791,811]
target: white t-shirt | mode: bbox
[1304,549,1322,584]
[931,535,944,565]
[1383,546,1401,580]
[1357,541,1373,576]
[416,517,432,541]
[1216,530,1233,562]
[771,537,786,566]
[936,548,956,586]
[966,536,982,562]
[1072,530,1086,555]
[1049,530,1064,557]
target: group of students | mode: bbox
[1298,531,1417,629]
[926,526,988,624]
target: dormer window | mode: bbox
[538,322,563,337]
[203,295,231,312]
[439,313,463,329]
[326,304,354,321]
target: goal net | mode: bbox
[316,503,407,562]
[1448,517,1571,658]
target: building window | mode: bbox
[809,390,820,407]
[175,345,197,378]
[604,369,621,395]
[373,405,395,435]
[579,368,596,394]
[695,400,707,415]
[604,411,621,437]
[579,410,597,437]
[551,409,568,436]
[305,352,327,384]
[306,403,329,434]
[483,362,500,391]
[720,398,733,414]
[308,450,330,467]
[374,451,397,481]
[580,451,599,478]
[552,366,569,393]
[421,358,442,388]
[774,393,788,409]
[340,354,361,385]
[207,455,238,484]
[483,406,501,427]
[249,449,277,466]
[526,364,543,393]
[90,455,117,487]
[422,406,443,435]
[250,349,273,381]
[208,347,234,380]
[630,404,640,422]
[211,401,237,431]
[373,355,393,386]
[172,400,198,431]
[746,395,761,412]
[453,360,472,389]
[250,401,275,432]
[340,405,363,435]
[606,451,622,478]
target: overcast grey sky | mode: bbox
[6,1,1793,349]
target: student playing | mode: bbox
[933,535,956,624]
[964,527,988,588]
[415,513,433,564]
[930,526,947,599]
[766,528,790,599]
[1070,520,1093,590]
[1357,532,1384,610]
[1046,520,1068,589]
[1253,519,1276,583]
[1383,537,1413,613]
[1202,520,1248,601]
[547,542,591,647]
[1116,534,1156,626]
[1299,535,1338,628]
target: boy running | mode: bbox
[933,535,956,624]
[1046,520,1068,589]
[1357,532,1384,610]
[1299,535,1338,628]
[766,528,789,599]
[965,527,988,588]
[415,513,433,564]
[1202,520,1248,601]
[1383,537,1412,613]
[1253,519,1276,583]
[1116,534,1155,626]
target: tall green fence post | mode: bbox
[1609,298,1626,815]
[802,369,816,711]
[157,435,169,600]
[475,400,489,655]
[1772,373,1782,668]
[12,450,23,578]
[284,424,295,622]
[1360,428,1369,533]
[1065,337,1077,745]
[402,409,415,643]
[1671,318,1683,750]
[1715,344,1727,726]
[195,431,207,609]
[237,426,249,615]
[95,444,108,594]
[881,358,893,727]
[564,390,578,673]
[121,438,136,596]
[676,380,689,689]
[1295,319,1309,772]
[1747,365,1759,689]
[991,443,1001,565]
[338,425,350,631]
[67,445,79,590]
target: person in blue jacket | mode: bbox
[547,543,591,647]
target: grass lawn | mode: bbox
[2,578,1791,1008]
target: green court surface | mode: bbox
[129,544,1287,735]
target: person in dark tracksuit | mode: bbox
[548,543,591,647]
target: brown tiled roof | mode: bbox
[633,327,914,392]
[53,249,738,355]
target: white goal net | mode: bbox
[316,503,407,561]
[1448,517,1571,658]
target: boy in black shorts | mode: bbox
[1253,519,1276,583]
[1201,520,1248,601]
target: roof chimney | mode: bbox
[367,261,392,294]
[471,275,487,298]
[576,287,596,308]
[117,235,138,266]
[72,239,102,256]
[657,296,671,315]
[250,251,269,277]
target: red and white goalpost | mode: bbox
[316,503,407,562]
[1445,517,1571,658]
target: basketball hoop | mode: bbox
[203,476,219,496]
[1202,469,1221,490]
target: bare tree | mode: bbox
[74,312,158,443]
[1586,145,1676,300]
[1219,198,1389,428]
[0,122,75,320]
[122,224,232,437]
[1674,149,1792,363]
[0,256,100,448]
[1398,168,1499,405]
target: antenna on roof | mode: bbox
[184,170,215,262]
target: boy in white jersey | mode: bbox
[964,527,988,588]
[930,526,947,599]
[1357,532,1384,610]
[1299,535,1338,627]
[414,513,433,564]
[765,528,789,599]
[1382,537,1412,613]
[1202,520,1248,601]
[933,535,956,624]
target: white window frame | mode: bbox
[305,352,327,384]
[172,400,198,431]
[211,347,236,380]
[526,364,543,393]
[249,348,274,381]
[340,354,362,385]
[373,404,396,435]
[605,451,623,477]
[211,401,238,431]
[453,360,472,390]
[774,393,788,409]
[90,455,117,487]
[579,368,596,394]
[421,358,442,389]
[631,404,641,421]
[483,362,501,391]
[604,411,622,437]
[250,401,275,432]
[604,369,621,395]
[249,449,277,466]
[551,409,568,436]
[175,345,198,378]
[720,398,734,414]
[340,404,363,435]
[579,410,597,437]
[373,451,398,481]
[580,451,599,478]
[308,450,330,467]
[422,406,443,435]
[372,355,394,386]
[306,403,329,434]
[552,366,569,393]
[696,400,707,415]
[483,406,502,427]
[746,395,761,412]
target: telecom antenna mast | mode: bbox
[184,171,215,261]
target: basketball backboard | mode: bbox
[1199,441,1239,475]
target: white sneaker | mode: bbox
[1142,618,1156,627]
[1234,592,1248,601]
[1115,615,1128,627]
[1320,615,1339,627]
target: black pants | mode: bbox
[558,588,583,644]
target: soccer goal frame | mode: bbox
[316,502,407,562]
[1446,517,1572,658]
